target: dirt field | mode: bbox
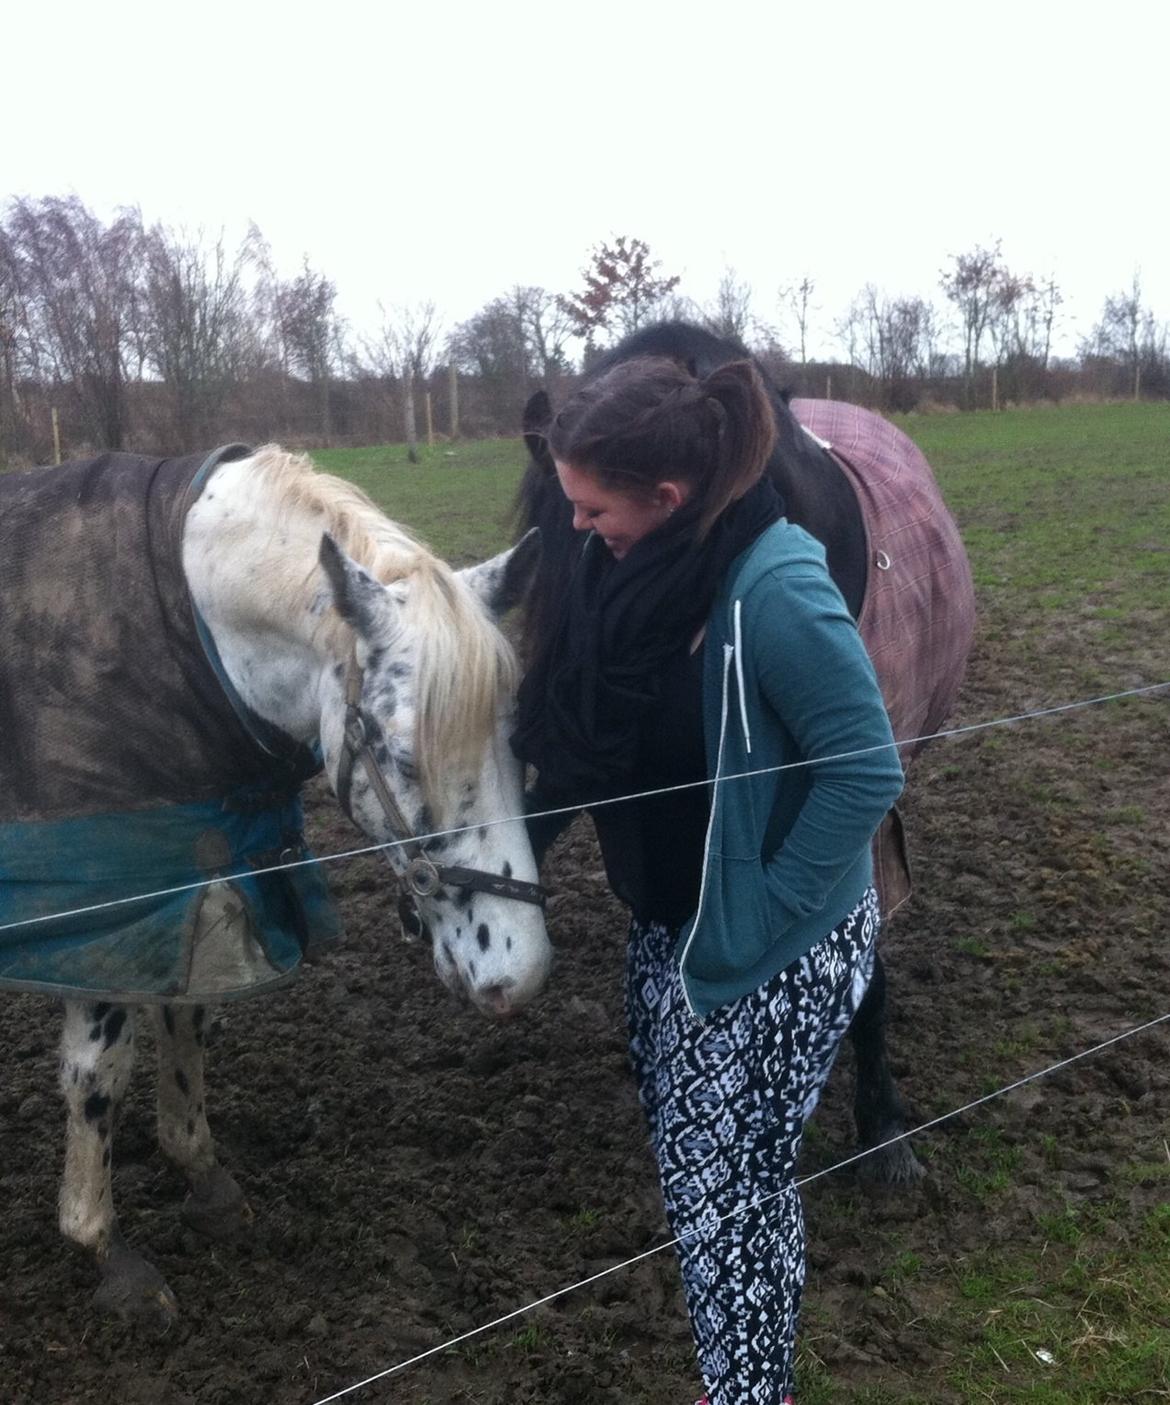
[2,409,1168,1404]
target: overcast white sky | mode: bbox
[6,0,1167,361]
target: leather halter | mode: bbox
[334,659,547,937]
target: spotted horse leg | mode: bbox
[154,1002,252,1241]
[849,952,925,1184]
[58,999,178,1324]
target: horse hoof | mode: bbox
[93,1237,179,1327]
[181,1165,253,1240]
[857,1137,927,1186]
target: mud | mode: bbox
[1,632,1168,1404]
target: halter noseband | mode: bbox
[334,658,547,938]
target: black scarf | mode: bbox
[512,475,782,803]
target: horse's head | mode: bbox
[317,530,551,1018]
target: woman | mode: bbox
[512,355,904,1405]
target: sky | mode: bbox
[6,0,1168,363]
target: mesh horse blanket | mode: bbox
[793,400,976,913]
[0,447,339,1001]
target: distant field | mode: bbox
[315,404,1170,656]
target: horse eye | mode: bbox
[393,750,419,783]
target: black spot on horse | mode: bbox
[84,1092,110,1123]
[102,1148,110,1168]
[163,1007,175,1036]
[477,923,491,952]
[502,861,512,879]
[175,1070,190,1095]
[91,1002,112,1021]
[101,1010,127,1050]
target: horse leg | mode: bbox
[850,953,925,1184]
[154,1004,252,1239]
[58,999,179,1323]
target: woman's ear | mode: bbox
[655,480,689,513]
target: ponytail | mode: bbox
[694,361,776,538]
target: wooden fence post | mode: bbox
[52,406,61,465]
[425,391,434,447]
[448,363,459,440]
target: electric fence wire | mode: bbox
[309,1006,1170,1404]
[1,679,1166,939]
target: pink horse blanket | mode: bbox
[792,400,976,913]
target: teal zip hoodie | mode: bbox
[677,518,904,1019]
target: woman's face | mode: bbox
[555,460,687,560]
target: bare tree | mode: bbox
[140,224,260,449]
[837,285,940,410]
[515,285,574,379]
[779,275,817,366]
[940,241,1004,408]
[4,195,144,449]
[1081,272,1164,400]
[275,259,344,442]
[366,301,443,462]
[701,267,756,344]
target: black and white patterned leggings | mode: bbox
[626,888,879,1405]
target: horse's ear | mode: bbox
[522,390,555,477]
[319,533,396,639]
[457,528,541,619]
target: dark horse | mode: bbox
[514,321,975,1183]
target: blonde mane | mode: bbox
[246,445,516,813]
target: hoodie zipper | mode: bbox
[733,598,752,755]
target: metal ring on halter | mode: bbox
[875,550,892,571]
[405,855,442,898]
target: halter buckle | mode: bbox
[404,855,442,898]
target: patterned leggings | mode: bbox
[626,888,879,1405]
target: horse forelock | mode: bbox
[241,445,515,817]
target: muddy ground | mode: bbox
[1,626,1168,1404]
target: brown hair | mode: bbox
[545,355,777,539]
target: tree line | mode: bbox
[1,196,1166,466]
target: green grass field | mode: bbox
[312,404,1170,1404]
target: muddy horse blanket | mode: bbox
[793,400,976,913]
[0,446,340,1001]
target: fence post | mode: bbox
[448,362,459,440]
[991,365,999,413]
[425,390,434,448]
[52,406,61,465]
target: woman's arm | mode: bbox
[747,567,905,929]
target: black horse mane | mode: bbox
[514,320,866,663]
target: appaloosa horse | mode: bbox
[0,443,550,1320]
[515,322,975,1183]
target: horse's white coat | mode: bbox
[181,446,552,1016]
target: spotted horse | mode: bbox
[0,443,551,1322]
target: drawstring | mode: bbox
[733,599,752,754]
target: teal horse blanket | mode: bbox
[0,446,341,1001]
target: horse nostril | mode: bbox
[478,982,515,1018]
